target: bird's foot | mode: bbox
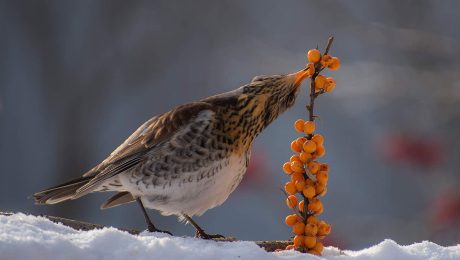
[195,230,225,240]
[147,224,173,235]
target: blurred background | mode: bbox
[1,0,459,250]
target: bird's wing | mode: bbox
[74,101,215,198]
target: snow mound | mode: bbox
[1,213,459,260]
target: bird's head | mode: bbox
[236,69,310,128]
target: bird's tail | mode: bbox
[33,176,93,204]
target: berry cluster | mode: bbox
[282,40,339,255]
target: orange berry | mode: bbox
[315,183,327,196]
[296,137,307,147]
[320,163,329,172]
[290,155,301,163]
[307,215,319,225]
[292,222,306,235]
[294,119,305,132]
[316,171,328,185]
[307,161,320,174]
[293,235,304,247]
[304,235,317,248]
[290,161,303,173]
[303,121,316,135]
[302,185,316,199]
[291,172,305,183]
[308,198,323,213]
[316,202,324,215]
[304,223,318,236]
[285,181,297,195]
[299,151,312,164]
[306,63,315,75]
[307,49,321,63]
[320,54,333,67]
[311,134,324,146]
[285,245,295,250]
[315,145,326,158]
[328,57,341,70]
[290,140,302,153]
[318,221,331,236]
[286,195,298,209]
[285,214,300,226]
[298,200,305,212]
[282,162,292,174]
[313,241,324,253]
[325,77,336,92]
[314,75,327,89]
[305,178,315,186]
[295,179,306,191]
[303,140,317,153]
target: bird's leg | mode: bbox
[182,214,224,239]
[136,198,172,235]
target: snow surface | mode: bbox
[1,213,459,260]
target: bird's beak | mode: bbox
[293,68,310,88]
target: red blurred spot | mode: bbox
[380,133,445,168]
[240,147,268,186]
[431,191,460,227]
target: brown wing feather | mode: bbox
[74,102,215,198]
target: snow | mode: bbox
[1,213,459,260]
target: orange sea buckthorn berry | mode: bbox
[303,121,316,135]
[319,163,329,172]
[314,75,327,89]
[285,245,295,250]
[318,221,332,236]
[295,179,306,191]
[293,235,304,247]
[291,172,305,183]
[290,155,301,163]
[307,215,319,225]
[312,134,324,146]
[296,137,307,148]
[315,145,326,158]
[320,54,333,67]
[308,198,323,212]
[316,202,324,215]
[294,119,305,132]
[298,200,305,212]
[307,49,321,63]
[285,214,300,226]
[285,181,297,195]
[316,171,328,185]
[315,183,327,197]
[299,151,312,164]
[282,162,292,174]
[286,195,298,209]
[304,222,318,236]
[313,242,324,253]
[307,161,320,174]
[306,63,315,75]
[325,77,336,92]
[290,161,303,173]
[328,57,341,70]
[302,185,316,199]
[305,178,315,186]
[303,140,317,153]
[292,222,306,235]
[291,140,303,153]
[304,236,317,248]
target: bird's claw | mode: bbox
[147,225,173,235]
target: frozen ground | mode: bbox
[1,213,459,260]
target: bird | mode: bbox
[33,68,310,239]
